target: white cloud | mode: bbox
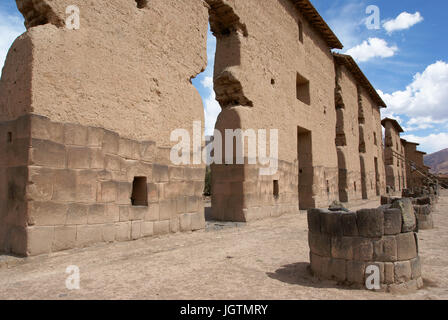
[383,12,423,34]
[378,61,448,123]
[345,38,398,62]
[401,133,448,154]
[0,12,25,73]
[202,76,221,136]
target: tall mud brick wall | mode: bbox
[308,206,423,291]
[211,0,345,221]
[0,0,209,256]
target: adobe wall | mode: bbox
[211,0,339,221]
[359,91,386,199]
[334,63,363,203]
[0,0,209,255]
[384,122,407,193]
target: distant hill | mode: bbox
[424,148,448,174]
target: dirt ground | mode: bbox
[0,190,447,300]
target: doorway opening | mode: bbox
[298,127,314,210]
[131,177,148,206]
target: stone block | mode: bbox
[30,139,66,168]
[27,226,54,256]
[159,200,177,221]
[384,262,395,284]
[383,209,402,235]
[87,127,105,147]
[140,141,156,162]
[64,123,88,146]
[119,206,130,222]
[310,252,331,279]
[67,146,91,169]
[102,130,119,155]
[169,166,184,181]
[331,236,353,260]
[130,206,147,221]
[119,138,141,160]
[341,212,358,236]
[75,170,98,202]
[106,205,120,223]
[179,213,192,232]
[141,221,154,237]
[186,196,201,213]
[104,155,121,171]
[117,182,131,205]
[27,167,54,201]
[131,221,142,240]
[190,212,205,231]
[356,208,384,237]
[392,198,416,233]
[308,232,331,257]
[410,257,422,280]
[87,204,107,224]
[51,170,77,202]
[346,260,366,284]
[145,203,159,222]
[76,225,103,247]
[28,201,68,226]
[90,148,105,169]
[147,183,159,203]
[307,209,321,234]
[52,226,77,252]
[154,220,170,236]
[66,203,88,225]
[99,181,118,203]
[329,258,347,282]
[394,260,412,283]
[176,196,187,214]
[102,224,116,243]
[115,222,131,241]
[396,232,417,261]
[153,164,169,183]
[170,217,180,233]
[373,236,397,262]
[352,237,373,261]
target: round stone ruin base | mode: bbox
[307,204,423,292]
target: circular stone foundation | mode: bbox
[307,207,423,292]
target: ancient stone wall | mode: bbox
[308,207,423,291]
[1,114,205,256]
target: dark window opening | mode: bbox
[7,132,12,143]
[131,177,148,206]
[273,180,279,198]
[326,180,330,194]
[135,0,148,9]
[271,78,275,85]
[373,132,377,146]
[298,20,304,43]
[296,73,310,105]
[354,181,357,192]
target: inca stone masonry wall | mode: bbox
[0,114,205,256]
[383,119,407,194]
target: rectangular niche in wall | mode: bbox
[131,177,148,206]
[296,72,310,105]
[273,180,279,198]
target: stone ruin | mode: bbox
[308,204,423,292]
[0,0,438,257]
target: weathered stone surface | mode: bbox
[341,212,358,236]
[53,226,77,252]
[331,236,353,260]
[307,209,321,234]
[320,211,343,236]
[308,232,331,257]
[396,232,417,261]
[410,257,422,280]
[310,253,331,279]
[352,237,373,261]
[394,260,412,283]
[346,260,366,284]
[392,198,416,233]
[27,226,54,256]
[383,209,402,235]
[356,209,384,238]
[373,235,398,262]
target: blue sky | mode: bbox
[1,0,447,153]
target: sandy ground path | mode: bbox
[0,191,447,300]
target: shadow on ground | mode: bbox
[267,262,361,291]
